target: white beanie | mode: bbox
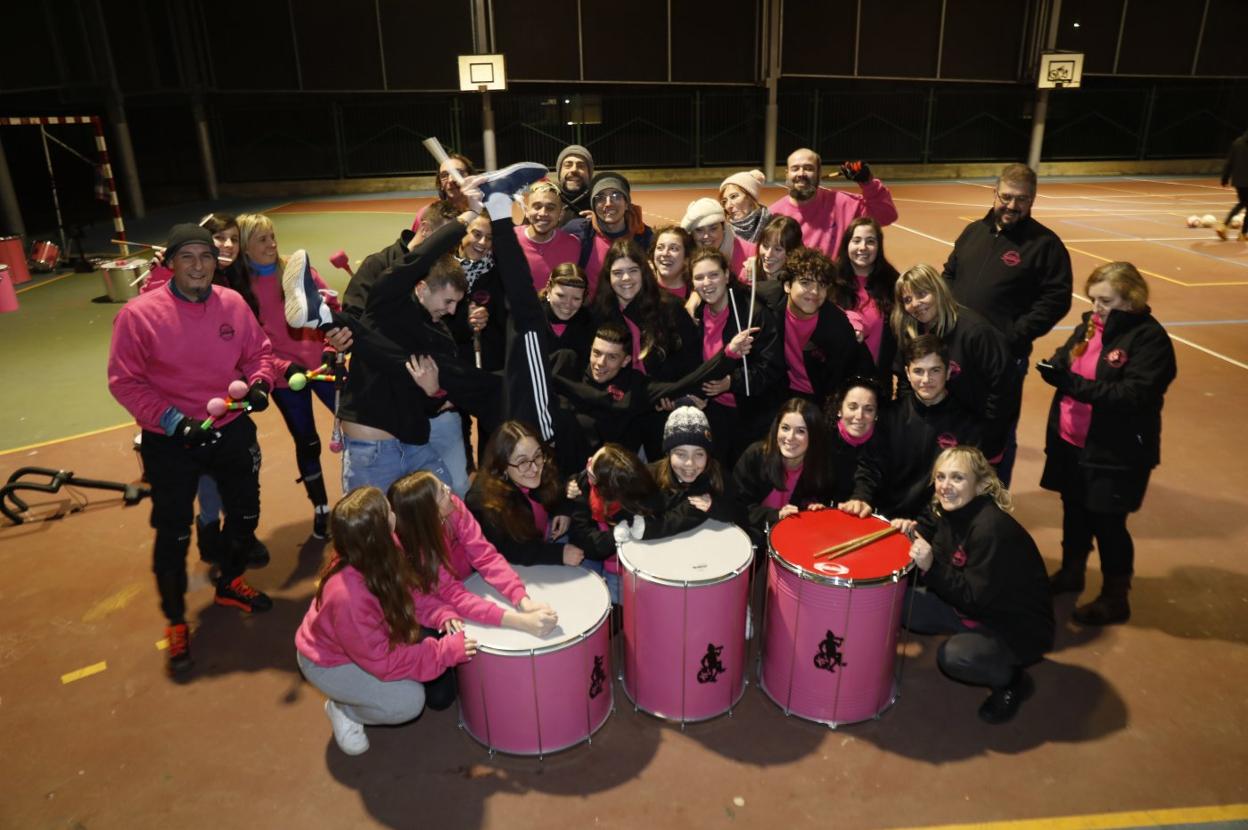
[719,169,766,202]
[681,197,725,231]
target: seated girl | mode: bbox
[645,406,742,537]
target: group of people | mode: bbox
[106,145,1176,751]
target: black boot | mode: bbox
[196,517,224,565]
[978,669,1034,724]
[304,473,329,540]
[1049,548,1089,596]
[1073,574,1131,625]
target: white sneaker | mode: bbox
[324,699,369,755]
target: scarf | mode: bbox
[592,203,647,240]
[588,484,621,528]
[837,418,875,447]
[730,206,770,244]
[456,253,494,290]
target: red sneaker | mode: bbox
[214,576,273,613]
[166,623,193,677]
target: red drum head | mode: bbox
[769,510,913,584]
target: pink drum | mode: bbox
[457,564,612,757]
[30,240,60,272]
[761,510,913,726]
[619,520,753,723]
[0,236,31,284]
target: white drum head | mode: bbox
[461,564,610,652]
[618,520,753,585]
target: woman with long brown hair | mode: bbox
[465,421,582,567]
[295,487,478,756]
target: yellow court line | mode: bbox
[14,272,79,294]
[1064,244,1248,287]
[0,421,134,456]
[887,803,1248,830]
[61,661,107,684]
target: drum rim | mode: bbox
[473,605,610,656]
[767,514,914,587]
[615,522,754,587]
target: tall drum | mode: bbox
[0,236,31,284]
[761,510,913,726]
[457,565,612,757]
[619,520,753,724]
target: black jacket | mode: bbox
[692,286,784,413]
[566,470,663,562]
[1223,132,1248,188]
[853,392,985,519]
[644,465,742,539]
[593,292,701,381]
[544,302,596,375]
[733,440,836,534]
[917,496,1055,664]
[464,479,570,567]
[942,210,1073,358]
[773,299,874,406]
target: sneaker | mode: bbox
[214,576,273,613]
[312,507,330,540]
[165,623,193,677]
[978,670,1034,724]
[1215,223,1228,240]
[325,700,369,755]
[246,538,271,569]
[196,517,223,565]
[479,162,551,206]
[283,249,336,329]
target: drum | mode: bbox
[0,264,18,313]
[100,259,147,302]
[0,236,31,284]
[457,564,612,757]
[618,520,753,724]
[30,240,60,272]
[760,510,913,726]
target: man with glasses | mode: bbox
[567,171,654,297]
[942,163,1073,486]
[768,148,898,257]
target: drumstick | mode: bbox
[814,526,898,560]
[111,238,162,251]
[422,137,466,185]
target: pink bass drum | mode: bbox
[761,510,913,726]
[619,520,753,723]
[457,564,612,757]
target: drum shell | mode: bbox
[30,240,60,271]
[0,236,31,284]
[620,558,749,723]
[101,260,146,302]
[457,614,611,756]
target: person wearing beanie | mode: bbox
[680,197,755,277]
[566,171,655,295]
[719,170,772,245]
[108,222,278,679]
[643,405,742,538]
[769,148,897,257]
[555,144,594,227]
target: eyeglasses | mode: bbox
[593,190,626,206]
[995,190,1035,207]
[508,453,545,472]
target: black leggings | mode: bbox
[1061,495,1134,577]
[1225,186,1248,226]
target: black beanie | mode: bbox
[164,223,218,261]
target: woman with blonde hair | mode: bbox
[1037,261,1176,625]
[897,446,1053,724]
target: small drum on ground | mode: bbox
[761,510,913,726]
[619,520,753,724]
[30,240,60,272]
[457,564,612,757]
[100,259,147,302]
[0,264,18,313]
[0,236,31,284]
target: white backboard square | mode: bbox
[458,54,507,91]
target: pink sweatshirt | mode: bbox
[842,276,885,362]
[294,564,469,682]
[784,307,819,394]
[141,262,173,294]
[768,182,898,257]
[442,493,529,607]
[515,226,581,292]
[108,284,275,431]
[250,265,339,387]
[730,236,755,277]
[702,303,737,408]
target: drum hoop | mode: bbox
[617,547,752,588]
[473,604,610,657]
[766,544,915,587]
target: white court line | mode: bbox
[1127,177,1226,192]
[890,223,954,247]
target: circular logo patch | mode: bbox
[218,324,235,340]
[1106,348,1128,368]
[1001,250,1021,267]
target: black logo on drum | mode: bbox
[696,643,725,684]
[589,655,606,699]
[814,630,847,673]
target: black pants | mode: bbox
[1061,495,1134,577]
[140,417,262,624]
[905,586,1019,690]
[1225,186,1248,226]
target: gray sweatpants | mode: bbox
[297,651,426,725]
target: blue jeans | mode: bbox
[196,474,221,524]
[340,436,452,495]
[581,558,620,604]
[427,410,469,497]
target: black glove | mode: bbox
[175,416,221,448]
[839,160,872,184]
[245,379,272,412]
[1035,360,1066,389]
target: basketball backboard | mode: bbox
[1037,52,1084,89]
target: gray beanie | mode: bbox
[590,171,630,203]
[163,223,218,261]
[557,145,594,176]
[663,406,713,453]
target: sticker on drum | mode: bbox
[617,520,753,723]
[457,564,612,757]
[761,510,914,726]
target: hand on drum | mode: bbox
[443,618,465,635]
[838,499,873,518]
[520,608,559,637]
[908,534,934,572]
[518,595,555,615]
[562,543,585,566]
[777,504,800,520]
[889,517,918,538]
[806,502,827,512]
[549,514,570,540]
[462,636,479,658]
[686,493,712,512]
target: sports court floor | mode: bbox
[1,176,1245,829]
